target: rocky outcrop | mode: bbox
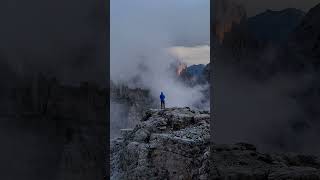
[211,143,320,179]
[111,107,210,180]
[179,64,209,86]
[111,107,320,179]
[215,6,306,80]
[214,0,247,44]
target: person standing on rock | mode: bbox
[160,92,165,109]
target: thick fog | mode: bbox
[212,0,320,154]
[111,0,210,109]
[213,57,305,153]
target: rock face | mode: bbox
[211,143,320,179]
[111,107,210,180]
[214,0,247,43]
[111,107,320,179]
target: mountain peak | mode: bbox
[261,8,305,16]
[248,8,305,43]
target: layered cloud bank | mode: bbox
[167,45,210,66]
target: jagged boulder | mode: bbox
[111,107,210,180]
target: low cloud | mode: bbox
[167,45,210,66]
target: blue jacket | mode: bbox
[160,92,165,101]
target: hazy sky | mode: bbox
[236,0,320,16]
[111,0,210,109]
[111,0,210,77]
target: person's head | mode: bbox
[161,92,163,94]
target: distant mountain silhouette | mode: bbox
[178,63,209,87]
[248,8,305,43]
[186,64,206,77]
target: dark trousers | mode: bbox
[161,100,165,109]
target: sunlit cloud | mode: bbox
[167,45,210,65]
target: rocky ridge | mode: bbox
[111,107,320,179]
[111,107,210,179]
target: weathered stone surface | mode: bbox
[111,107,320,180]
[210,143,320,179]
[111,107,210,180]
